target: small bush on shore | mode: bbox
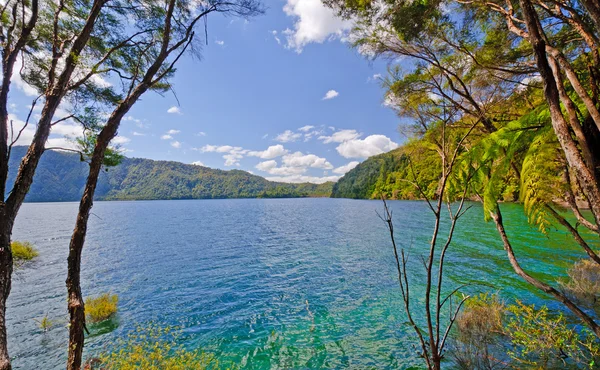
[93,325,227,370]
[85,293,118,323]
[11,241,38,262]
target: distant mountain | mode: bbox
[7,147,334,202]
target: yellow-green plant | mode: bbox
[453,293,506,369]
[97,325,228,370]
[85,293,118,323]
[34,314,52,332]
[561,259,600,305]
[11,241,38,262]
[506,301,600,368]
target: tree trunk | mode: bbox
[66,124,118,370]
[0,215,13,370]
[518,0,600,228]
[580,0,600,35]
[66,99,140,370]
[0,2,105,368]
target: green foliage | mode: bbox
[96,325,228,370]
[331,140,441,200]
[505,301,600,368]
[519,129,562,234]
[34,314,53,332]
[11,241,38,262]
[76,132,124,168]
[86,293,118,323]
[8,147,333,201]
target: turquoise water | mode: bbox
[6,199,597,369]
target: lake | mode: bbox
[6,198,594,369]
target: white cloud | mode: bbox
[196,131,206,136]
[282,151,333,169]
[275,130,302,143]
[303,129,323,141]
[336,135,399,158]
[282,0,353,53]
[13,57,38,96]
[215,40,225,46]
[8,114,35,146]
[201,144,248,166]
[265,174,340,184]
[201,145,241,153]
[167,106,182,114]
[171,141,181,148]
[333,161,360,174]
[52,122,83,137]
[124,115,147,128]
[112,136,131,145]
[319,129,361,143]
[254,151,333,178]
[248,144,288,159]
[368,73,382,82]
[271,30,282,45]
[322,89,339,100]
[161,134,172,140]
[262,133,269,139]
[167,129,180,135]
[192,161,205,166]
[133,131,145,136]
[298,125,314,132]
[256,160,278,172]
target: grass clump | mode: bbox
[560,259,600,305]
[85,293,118,323]
[11,241,38,262]
[94,324,227,370]
[453,293,506,370]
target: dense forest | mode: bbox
[7,146,333,202]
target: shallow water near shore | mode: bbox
[7,198,596,369]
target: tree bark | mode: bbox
[0,215,13,370]
[0,2,105,369]
[65,103,133,370]
[518,0,600,229]
[580,0,600,35]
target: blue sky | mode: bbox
[8,0,403,184]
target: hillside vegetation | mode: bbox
[7,147,333,202]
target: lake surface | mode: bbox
[6,198,597,369]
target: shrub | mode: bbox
[11,241,38,262]
[94,325,227,370]
[505,301,600,368]
[453,293,506,370]
[34,314,52,332]
[560,259,600,305]
[85,293,118,323]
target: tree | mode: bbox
[0,1,176,368]
[63,1,263,369]
[0,3,38,368]
[379,104,480,370]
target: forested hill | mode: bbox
[7,147,334,202]
[331,147,408,199]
